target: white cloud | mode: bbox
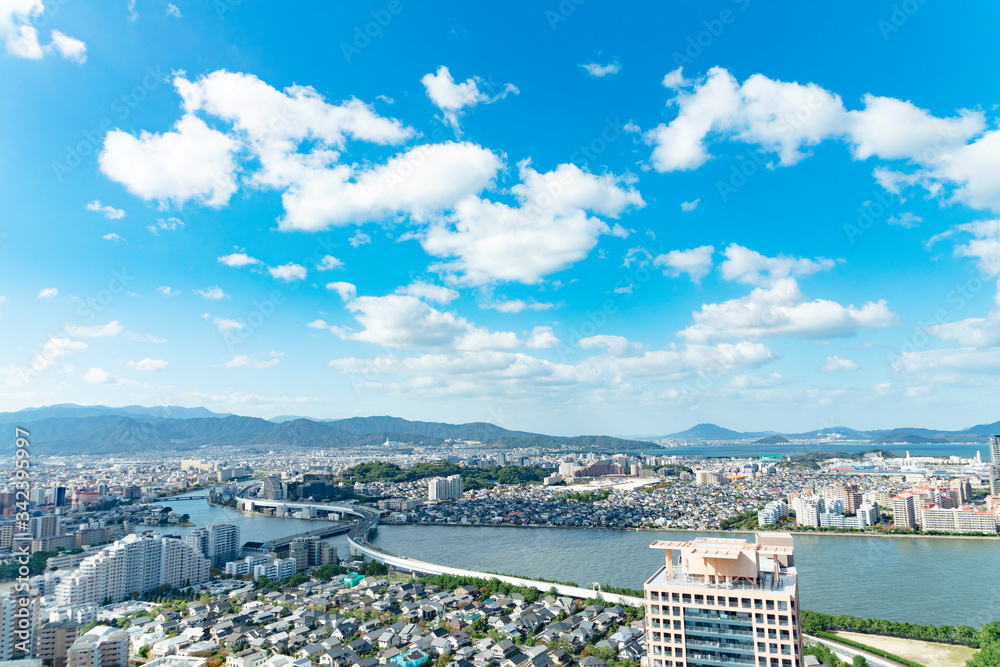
[928,315,1000,348]
[579,335,643,357]
[65,321,123,337]
[887,212,922,228]
[891,347,1000,374]
[526,326,559,349]
[719,244,838,287]
[165,3,181,17]
[49,29,85,63]
[580,61,621,78]
[100,114,238,208]
[481,298,553,314]
[349,231,371,248]
[32,337,86,371]
[646,66,848,171]
[653,245,714,284]
[820,355,859,372]
[646,67,1000,216]
[952,219,1000,276]
[37,287,58,298]
[210,317,243,333]
[680,278,897,343]
[268,262,307,281]
[306,319,329,329]
[163,69,505,231]
[224,355,280,368]
[326,281,357,301]
[124,332,165,343]
[157,286,179,297]
[397,281,459,304]
[421,65,518,133]
[102,233,124,242]
[147,217,185,235]
[83,367,117,384]
[730,372,787,388]
[0,2,86,62]
[316,255,344,271]
[219,252,262,267]
[329,286,519,351]
[422,161,644,285]
[275,141,502,231]
[680,199,700,212]
[85,200,125,219]
[197,286,228,300]
[127,358,169,371]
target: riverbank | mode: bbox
[382,521,1000,540]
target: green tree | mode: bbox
[852,655,869,667]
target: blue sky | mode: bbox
[3,0,1000,436]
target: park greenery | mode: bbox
[343,461,548,490]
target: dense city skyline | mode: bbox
[5,2,1000,436]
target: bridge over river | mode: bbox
[234,490,642,606]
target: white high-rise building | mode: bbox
[54,533,208,606]
[428,474,463,501]
[184,524,239,569]
[0,591,39,660]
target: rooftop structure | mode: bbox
[644,533,803,667]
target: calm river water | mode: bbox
[157,491,1000,627]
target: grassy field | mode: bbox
[833,631,978,667]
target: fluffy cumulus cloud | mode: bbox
[197,286,228,300]
[719,244,837,287]
[421,65,518,133]
[32,337,85,371]
[680,277,897,343]
[317,255,343,271]
[218,252,262,267]
[99,115,238,207]
[83,367,117,384]
[37,287,58,298]
[0,2,86,62]
[646,66,1000,214]
[653,245,714,283]
[397,281,459,304]
[421,161,644,285]
[325,282,519,351]
[268,263,307,282]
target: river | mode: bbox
[155,491,1000,627]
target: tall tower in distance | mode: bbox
[990,434,1000,465]
[644,532,803,667]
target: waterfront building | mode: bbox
[990,435,1000,465]
[950,478,973,505]
[790,495,824,528]
[66,625,129,667]
[891,493,917,529]
[54,533,209,606]
[921,507,999,534]
[184,524,240,569]
[757,501,787,527]
[644,533,803,667]
[428,475,463,501]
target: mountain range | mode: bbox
[664,421,1000,444]
[0,404,651,455]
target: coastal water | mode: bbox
[158,492,1000,627]
[653,441,989,459]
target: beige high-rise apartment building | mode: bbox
[644,533,803,667]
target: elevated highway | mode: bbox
[236,490,642,606]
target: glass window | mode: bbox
[766,600,775,610]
